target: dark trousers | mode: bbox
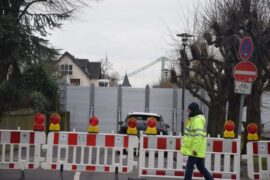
[184,156,213,180]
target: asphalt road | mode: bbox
[0,168,181,180]
[0,164,250,180]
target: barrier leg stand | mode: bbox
[135,148,139,157]
[114,167,119,180]
[74,172,81,180]
[19,170,25,180]
[60,164,64,180]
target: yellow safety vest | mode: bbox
[181,114,207,158]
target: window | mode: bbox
[98,79,109,87]
[98,81,109,87]
[70,79,80,86]
[59,64,73,75]
[69,65,72,75]
[60,65,65,70]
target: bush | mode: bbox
[0,64,58,116]
[30,91,50,113]
[22,64,58,112]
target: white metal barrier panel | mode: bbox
[139,133,241,179]
[0,129,46,170]
[247,141,270,180]
[206,137,241,179]
[41,131,138,173]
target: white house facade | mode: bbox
[57,52,101,86]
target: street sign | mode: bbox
[234,80,252,95]
[239,36,254,60]
[233,61,257,83]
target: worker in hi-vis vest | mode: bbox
[181,102,213,180]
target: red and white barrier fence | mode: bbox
[138,133,241,179]
[0,129,45,170]
[246,141,270,180]
[0,128,245,180]
[41,131,138,173]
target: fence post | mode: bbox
[145,84,150,113]
[20,169,25,180]
[117,85,122,132]
[90,83,95,117]
[57,80,67,112]
[172,88,178,135]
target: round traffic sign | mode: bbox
[233,61,257,82]
[239,36,254,60]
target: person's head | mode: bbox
[188,102,199,113]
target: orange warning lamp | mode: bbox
[127,117,137,135]
[145,117,157,135]
[33,113,45,131]
[223,120,235,138]
[49,113,61,131]
[247,123,259,141]
[88,116,99,133]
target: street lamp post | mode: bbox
[177,33,193,135]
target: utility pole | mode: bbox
[176,33,193,135]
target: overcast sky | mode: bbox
[48,0,204,87]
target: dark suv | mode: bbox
[118,112,170,135]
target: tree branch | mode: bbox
[19,0,47,20]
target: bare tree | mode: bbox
[173,0,270,139]
[100,56,120,87]
[109,71,120,87]
[100,56,112,79]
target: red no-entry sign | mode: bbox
[233,61,257,83]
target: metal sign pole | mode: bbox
[238,95,245,135]
[235,37,256,137]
